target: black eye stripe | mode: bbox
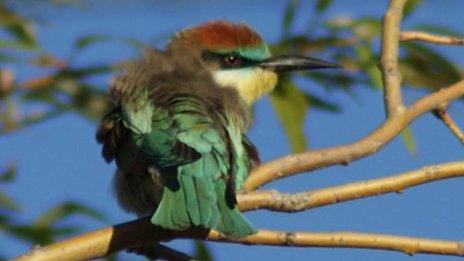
[201,51,258,69]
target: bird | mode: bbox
[96,20,339,238]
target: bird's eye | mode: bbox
[224,55,242,67]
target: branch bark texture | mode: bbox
[15,221,464,261]
[239,161,464,212]
[400,31,464,45]
[380,0,407,116]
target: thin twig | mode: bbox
[433,108,464,144]
[400,31,464,45]
[239,161,464,211]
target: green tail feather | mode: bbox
[151,175,256,237]
[214,181,256,237]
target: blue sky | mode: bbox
[1,0,463,260]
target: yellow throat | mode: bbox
[213,68,278,105]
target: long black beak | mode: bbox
[258,55,341,72]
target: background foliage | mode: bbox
[0,0,462,260]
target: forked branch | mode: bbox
[433,107,464,144]
[239,161,464,211]
[245,79,464,191]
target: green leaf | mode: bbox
[61,64,115,78]
[0,213,10,221]
[34,201,106,227]
[4,22,37,47]
[400,42,462,90]
[403,0,422,19]
[0,162,16,182]
[325,15,354,29]
[352,17,381,40]
[304,92,340,112]
[400,126,416,155]
[410,24,463,37]
[0,4,38,47]
[355,43,382,88]
[315,0,333,13]
[325,16,381,40]
[0,189,20,210]
[283,0,299,36]
[31,54,67,68]
[69,83,112,120]
[0,39,39,50]
[193,240,213,261]
[5,224,79,245]
[74,34,113,50]
[270,78,309,152]
[305,70,359,92]
[303,35,353,51]
[0,52,20,63]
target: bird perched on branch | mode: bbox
[97,20,339,237]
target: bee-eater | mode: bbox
[97,20,339,237]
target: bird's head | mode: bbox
[167,20,340,105]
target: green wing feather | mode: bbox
[122,94,256,237]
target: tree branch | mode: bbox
[244,0,463,192]
[14,219,464,260]
[380,0,407,116]
[244,79,464,191]
[400,31,464,45]
[15,161,464,260]
[239,161,464,212]
[433,108,464,144]
[208,230,464,257]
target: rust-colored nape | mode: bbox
[180,20,264,50]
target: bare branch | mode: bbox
[208,230,464,257]
[245,79,464,191]
[433,108,464,144]
[239,161,464,212]
[14,219,464,260]
[380,0,407,116]
[15,161,464,260]
[243,0,458,192]
[400,31,464,45]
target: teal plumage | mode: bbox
[96,23,262,236]
[97,20,339,240]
